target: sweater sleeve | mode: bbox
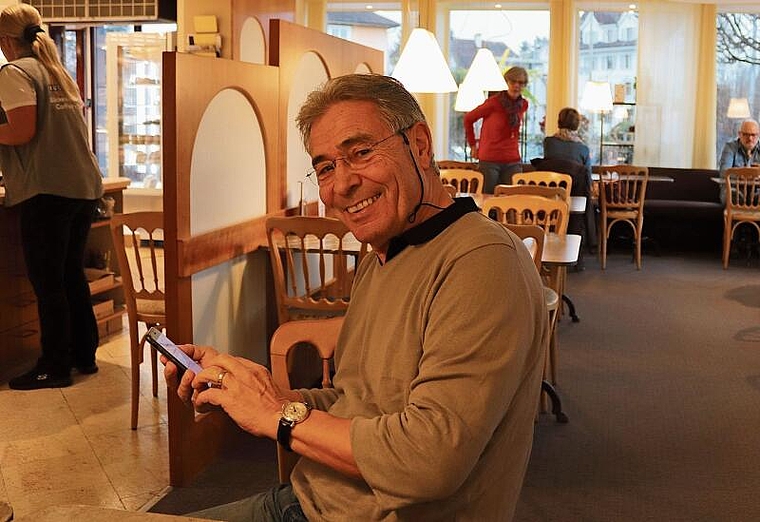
[463,100,490,148]
[350,241,543,509]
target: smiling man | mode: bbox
[167,74,547,522]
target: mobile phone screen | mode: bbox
[147,327,203,375]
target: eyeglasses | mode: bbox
[509,80,528,86]
[306,131,401,186]
[740,132,758,138]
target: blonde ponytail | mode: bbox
[0,4,82,106]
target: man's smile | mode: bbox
[345,194,380,214]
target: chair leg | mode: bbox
[722,219,731,269]
[600,219,608,270]
[635,218,643,270]
[130,339,141,430]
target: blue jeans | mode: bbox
[478,161,523,193]
[188,485,307,522]
[18,194,99,374]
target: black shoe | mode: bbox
[8,367,72,390]
[75,364,99,375]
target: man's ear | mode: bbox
[406,121,434,168]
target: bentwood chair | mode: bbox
[597,165,649,270]
[270,316,344,483]
[513,171,573,198]
[109,211,165,430]
[503,224,567,423]
[266,216,367,326]
[439,168,485,194]
[722,166,760,269]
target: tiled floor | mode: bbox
[0,323,171,518]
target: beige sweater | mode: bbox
[296,211,548,521]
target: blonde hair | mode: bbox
[0,4,82,105]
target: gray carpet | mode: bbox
[152,248,760,520]
[516,250,760,522]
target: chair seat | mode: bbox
[544,286,559,311]
[136,299,165,317]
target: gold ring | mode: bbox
[216,371,227,388]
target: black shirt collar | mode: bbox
[384,197,479,262]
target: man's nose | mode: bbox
[332,159,360,192]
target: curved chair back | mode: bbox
[437,160,479,171]
[483,194,569,235]
[513,171,573,196]
[270,316,343,483]
[109,211,166,429]
[266,216,367,325]
[494,184,568,202]
[440,168,485,194]
[504,223,545,272]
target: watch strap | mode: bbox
[277,417,296,452]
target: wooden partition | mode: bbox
[161,22,383,485]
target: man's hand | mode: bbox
[161,344,219,406]
[190,354,297,439]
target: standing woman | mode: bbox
[464,66,529,193]
[0,4,103,390]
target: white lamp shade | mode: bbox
[462,48,507,92]
[580,81,614,113]
[454,79,486,112]
[727,97,751,119]
[391,28,458,93]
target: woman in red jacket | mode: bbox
[464,66,528,193]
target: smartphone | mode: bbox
[146,327,203,375]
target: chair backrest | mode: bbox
[504,224,545,272]
[482,194,569,234]
[494,183,568,201]
[109,211,165,324]
[443,184,457,197]
[598,165,649,211]
[266,216,367,326]
[724,167,760,213]
[437,160,479,171]
[439,168,485,194]
[270,316,343,483]
[513,171,573,196]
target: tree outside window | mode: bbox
[715,12,760,162]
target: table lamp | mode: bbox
[580,81,614,164]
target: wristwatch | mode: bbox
[277,401,311,452]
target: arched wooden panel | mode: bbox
[269,19,385,213]
[230,0,295,62]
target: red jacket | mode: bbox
[464,93,528,163]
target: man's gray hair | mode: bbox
[296,74,427,150]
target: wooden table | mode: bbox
[592,173,674,183]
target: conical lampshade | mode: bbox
[462,48,507,92]
[454,79,486,112]
[391,28,458,93]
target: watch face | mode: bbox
[282,402,310,422]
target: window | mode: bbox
[447,9,550,162]
[715,12,760,162]
[325,6,402,74]
[578,11,638,165]
[327,24,351,40]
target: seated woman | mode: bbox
[543,107,592,175]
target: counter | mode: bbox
[0,178,130,383]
